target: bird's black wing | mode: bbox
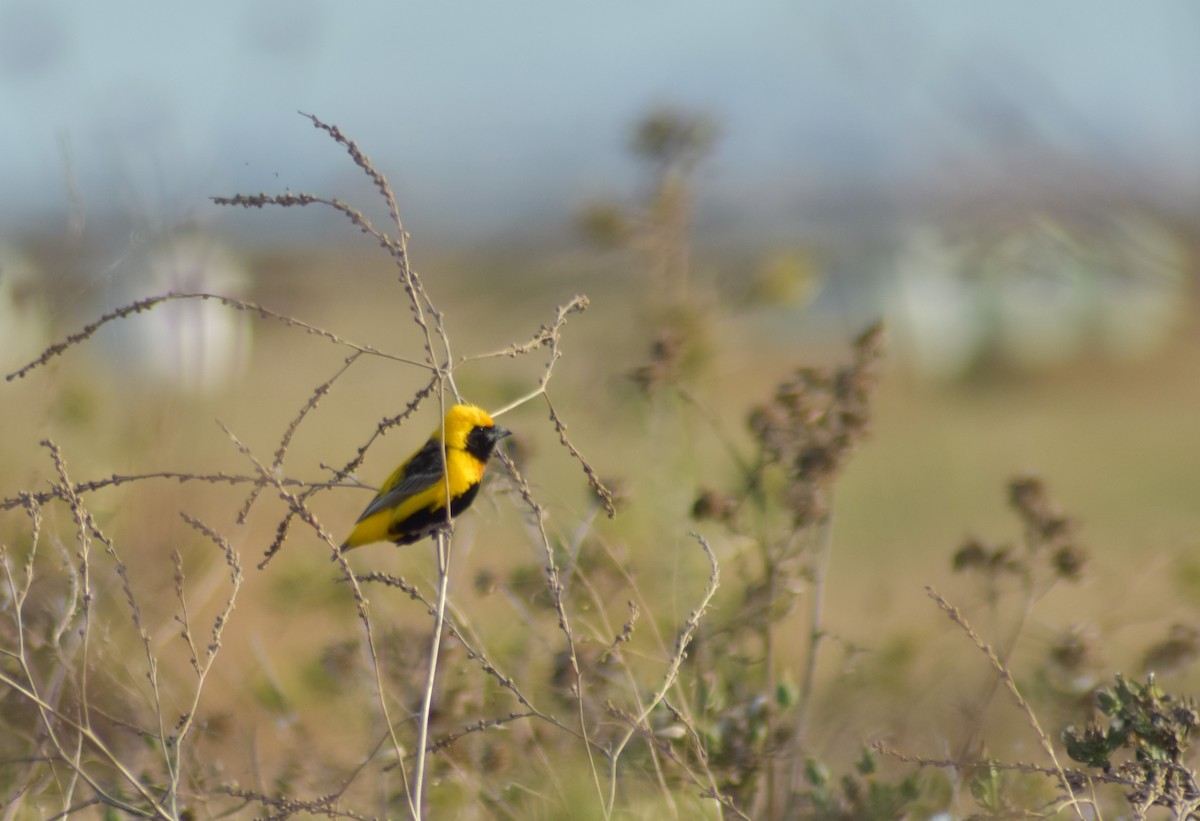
[355,438,446,523]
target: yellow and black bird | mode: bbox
[340,404,511,551]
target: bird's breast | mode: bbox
[446,449,487,497]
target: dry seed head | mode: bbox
[692,487,738,524]
[952,538,990,572]
[1008,476,1073,544]
[577,201,631,248]
[473,569,498,596]
[1142,624,1200,676]
[951,537,1022,576]
[595,476,630,513]
[1052,544,1088,581]
[1049,624,1101,673]
[630,329,686,392]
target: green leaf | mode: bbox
[805,757,830,788]
[968,761,1002,812]
[856,747,877,776]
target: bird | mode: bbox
[340,403,512,551]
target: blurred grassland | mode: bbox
[2,239,1199,813]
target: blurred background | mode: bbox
[2,2,1200,805]
[2,1,1198,368]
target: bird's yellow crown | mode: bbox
[438,403,498,449]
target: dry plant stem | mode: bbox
[408,389,456,820]
[173,515,243,813]
[870,743,1109,818]
[43,442,93,726]
[926,586,1087,821]
[870,741,1102,783]
[469,295,589,374]
[674,385,756,481]
[544,395,616,517]
[216,422,410,794]
[559,498,603,600]
[498,449,607,810]
[47,443,112,814]
[588,539,739,817]
[650,701,750,821]
[0,540,170,817]
[659,701,749,821]
[0,472,353,513]
[486,296,614,517]
[0,666,166,817]
[83,511,173,808]
[238,351,364,524]
[567,557,678,814]
[745,458,778,819]
[358,571,589,750]
[795,509,834,742]
[959,533,1067,767]
[302,112,404,244]
[222,113,453,386]
[217,786,372,821]
[604,533,721,818]
[5,291,422,383]
[412,530,451,821]
[424,711,538,757]
[956,577,1039,763]
[83,486,242,819]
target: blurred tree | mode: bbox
[578,107,717,303]
[578,108,719,392]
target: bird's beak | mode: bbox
[492,425,512,441]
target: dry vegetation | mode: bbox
[2,113,1200,820]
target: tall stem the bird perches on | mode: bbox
[413,529,451,820]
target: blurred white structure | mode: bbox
[984,216,1093,370]
[889,211,1189,379]
[890,227,987,380]
[1093,214,1190,360]
[99,235,253,394]
[0,243,49,375]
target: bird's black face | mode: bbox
[465,424,512,462]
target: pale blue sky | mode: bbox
[2,1,1197,241]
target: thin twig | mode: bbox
[544,396,616,518]
[413,530,452,820]
[356,571,583,741]
[215,420,410,802]
[795,509,834,742]
[926,586,1088,821]
[236,351,364,524]
[0,471,350,512]
[6,291,423,383]
[497,439,609,811]
[605,533,721,817]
